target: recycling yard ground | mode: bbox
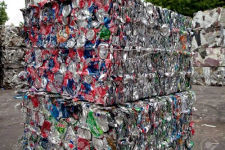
[0,86,225,150]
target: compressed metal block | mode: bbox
[21,90,195,150]
[25,48,192,105]
[192,7,225,29]
[193,67,225,86]
[193,47,225,67]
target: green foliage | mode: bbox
[146,0,225,16]
[0,1,8,25]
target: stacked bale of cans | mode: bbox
[0,26,3,87]
[192,8,225,86]
[0,25,27,88]
[20,0,195,149]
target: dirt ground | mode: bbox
[0,86,224,150]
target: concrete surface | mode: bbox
[0,86,224,150]
[192,86,225,150]
[0,89,23,150]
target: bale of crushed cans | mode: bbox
[0,26,4,87]
[192,8,225,85]
[193,67,225,86]
[24,48,192,105]
[0,47,3,87]
[21,0,193,105]
[192,7,225,50]
[19,0,195,149]
[20,90,195,149]
[193,47,225,67]
[0,25,27,88]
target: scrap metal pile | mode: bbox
[20,0,195,149]
[192,8,225,86]
[0,26,3,87]
[0,25,27,89]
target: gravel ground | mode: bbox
[0,86,224,150]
